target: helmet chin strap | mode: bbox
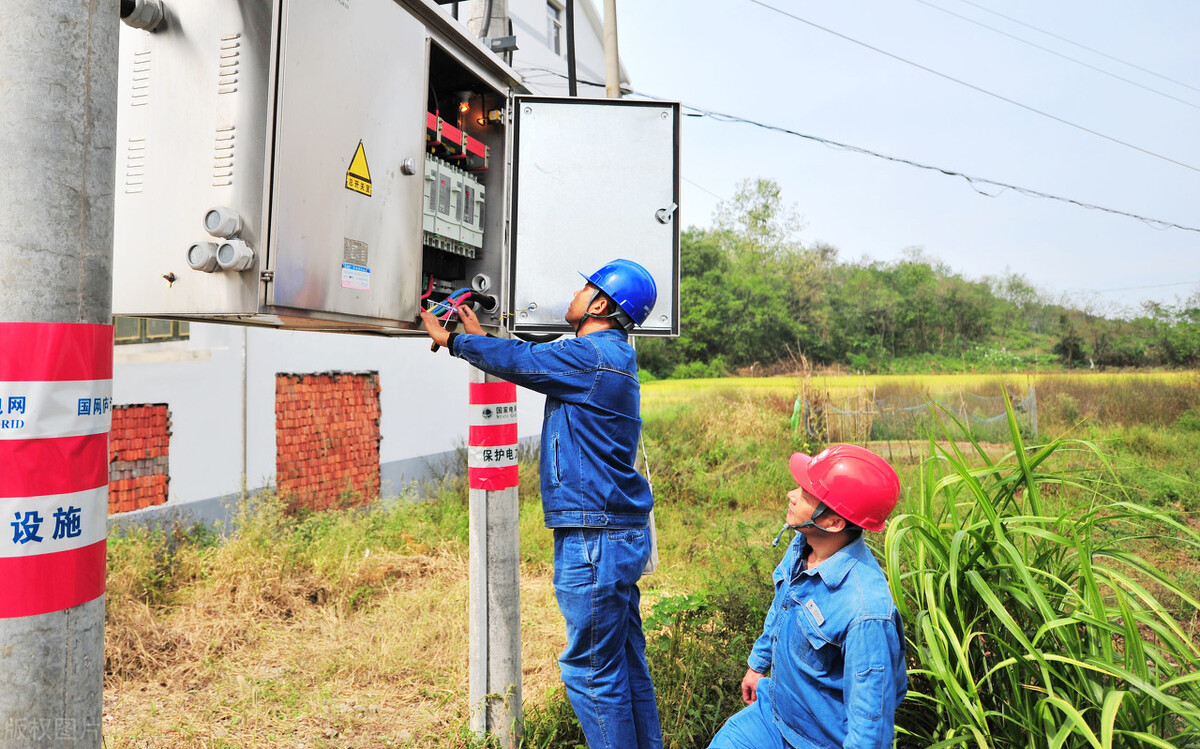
[771,502,832,547]
[575,288,631,333]
[771,524,797,547]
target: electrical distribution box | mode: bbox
[113,0,680,337]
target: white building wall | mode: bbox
[112,0,619,517]
[114,327,549,517]
[113,325,248,504]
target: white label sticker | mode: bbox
[469,402,519,426]
[468,444,518,467]
[804,599,825,626]
[341,263,370,291]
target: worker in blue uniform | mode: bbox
[708,444,908,749]
[420,259,663,749]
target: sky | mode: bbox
[607,0,1200,315]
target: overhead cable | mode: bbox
[683,102,1200,233]
[682,176,726,201]
[951,0,1200,96]
[1087,280,1200,294]
[744,0,1200,175]
[514,64,1200,233]
[912,0,1200,111]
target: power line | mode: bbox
[912,0,1200,111]
[514,64,1200,233]
[744,0,1200,175]
[683,176,726,201]
[1086,280,1200,294]
[682,101,1200,233]
[951,0,1200,96]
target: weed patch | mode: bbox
[105,374,1200,748]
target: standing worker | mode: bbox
[708,444,907,749]
[420,259,663,749]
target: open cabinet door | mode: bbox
[509,97,680,337]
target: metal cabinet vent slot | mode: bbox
[125,136,146,194]
[212,126,235,187]
[218,34,240,94]
[130,49,151,107]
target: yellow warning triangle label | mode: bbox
[346,140,372,196]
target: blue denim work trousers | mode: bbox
[706,678,789,749]
[553,527,663,749]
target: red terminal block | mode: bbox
[427,111,463,157]
[427,111,487,171]
[425,111,441,147]
[462,134,489,172]
[438,118,464,157]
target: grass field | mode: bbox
[102,371,1200,747]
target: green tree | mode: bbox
[641,176,1200,377]
[1052,312,1085,367]
[640,178,832,377]
[1144,298,1200,366]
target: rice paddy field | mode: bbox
[102,371,1200,748]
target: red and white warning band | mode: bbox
[468,381,519,490]
[0,322,112,619]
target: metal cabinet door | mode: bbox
[113,0,272,317]
[509,97,680,336]
[267,0,428,324]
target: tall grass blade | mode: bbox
[889,395,1200,747]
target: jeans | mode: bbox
[706,678,789,749]
[553,527,663,749]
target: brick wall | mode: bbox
[109,404,171,514]
[276,372,381,512]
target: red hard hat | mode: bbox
[789,444,901,532]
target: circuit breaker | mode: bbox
[424,155,486,257]
[112,0,679,337]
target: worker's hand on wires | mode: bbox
[455,303,485,336]
[419,308,451,348]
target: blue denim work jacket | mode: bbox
[450,329,652,529]
[748,534,907,749]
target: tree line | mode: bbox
[638,179,1200,378]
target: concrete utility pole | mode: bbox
[466,373,522,747]
[468,0,510,44]
[0,0,118,747]
[604,0,621,98]
[464,8,519,746]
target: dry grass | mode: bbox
[103,373,1200,748]
[646,370,1200,438]
[103,509,568,748]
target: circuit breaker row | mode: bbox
[423,154,486,258]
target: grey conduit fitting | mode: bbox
[187,242,219,273]
[120,0,165,32]
[216,240,255,272]
[203,206,242,239]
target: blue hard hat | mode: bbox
[580,259,658,327]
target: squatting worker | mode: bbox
[708,444,908,749]
[420,259,663,749]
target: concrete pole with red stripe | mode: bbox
[464,3,520,743]
[466,368,522,747]
[0,1,118,746]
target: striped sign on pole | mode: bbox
[0,323,112,619]
[468,381,518,490]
